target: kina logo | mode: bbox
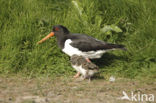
[119,91,155,102]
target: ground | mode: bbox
[0,76,156,103]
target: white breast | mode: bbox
[72,65,87,76]
[62,39,81,56]
[62,39,107,59]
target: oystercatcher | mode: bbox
[37,25,126,77]
[70,54,99,81]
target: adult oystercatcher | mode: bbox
[37,25,126,77]
[70,54,99,81]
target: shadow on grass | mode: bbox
[92,53,127,68]
[92,74,105,80]
[91,53,128,80]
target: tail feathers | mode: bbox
[107,44,126,51]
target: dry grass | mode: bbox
[0,75,156,103]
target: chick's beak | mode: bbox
[37,32,54,44]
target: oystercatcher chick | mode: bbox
[37,25,126,78]
[70,55,99,81]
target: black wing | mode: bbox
[69,34,125,52]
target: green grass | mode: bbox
[0,0,156,80]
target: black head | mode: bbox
[52,25,70,35]
[37,25,69,45]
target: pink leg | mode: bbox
[86,58,91,63]
[73,72,80,78]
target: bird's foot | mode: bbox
[86,58,91,63]
[73,72,80,78]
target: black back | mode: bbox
[52,25,126,51]
[68,34,125,52]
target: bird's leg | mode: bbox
[86,58,91,63]
[73,72,80,78]
[88,77,91,83]
[79,75,85,81]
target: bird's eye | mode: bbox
[55,27,59,31]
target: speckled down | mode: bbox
[70,55,99,79]
[70,55,99,70]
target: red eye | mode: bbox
[55,27,59,31]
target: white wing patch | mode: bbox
[62,39,107,59]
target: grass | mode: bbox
[0,0,156,80]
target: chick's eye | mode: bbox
[55,27,59,31]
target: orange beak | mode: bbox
[37,32,54,44]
